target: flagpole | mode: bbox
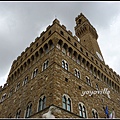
[99,95,107,118]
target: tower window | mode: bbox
[62,60,68,71]
[30,48,33,52]
[31,68,38,79]
[44,44,49,54]
[86,52,88,56]
[79,86,81,90]
[80,47,83,52]
[67,47,72,58]
[48,40,54,50]
[96,83,99,90]
[27,59,30,65]
[79,19,81,24]
[48,30,51,35]
[16,82,20,91]
[36,43,38,47]
[9,88,14,97]
[1,93,7,102]
[31,55,34,61]
[86,76,91,86]
[35,51,39,58]
[42,37,45,41]
[68,37,71,41]
[74,69,80,79]
[25,53,27,57]
[42,60,49,71]
[65,78,68,82]
[91,57,94,61]
[60,31,64,35]
[74,42,77,47]
[39,48,43,57]
[56,40,63,49]
[23,76,28,86]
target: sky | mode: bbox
[0,1,120,87]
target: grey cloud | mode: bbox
[1,1,120,86]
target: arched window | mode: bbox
[86,76,91,86]
[62,95,67,109]
[1,93,7,102]
[96,83,99,90]
[39,48,44,57]
[94,67,97,77]
[44,44,49,54]
[90,64,93,74]
[56,40,63,49]
[35,51,39,58]
[9,88,14,97]
[31,68,38,79]
[72,51,77,61]
[78,102,87,118]
[62,60,68,71]
[31,55,34,62]
[38,96,46,111]
[86,61,89,70]
[16,109,21,118]
[74,69,80,79]
[48,40,54,50]
[92,109,98,118]
[16,82,20,91]
[60,31,64,35]
[42,60,49,71]
[62,43,68,55]
[25,103,32,118]
[23,76,28,86]
[67,47,72,58]
[67,98,71,111]
[62,94,71,112]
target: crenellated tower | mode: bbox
[74,13,104,63]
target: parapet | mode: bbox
[46,25,51,31]
[74,36,78,41]
[61,25,66,30]
[68,30,72,36]
[53,18,60,24]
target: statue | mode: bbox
[42,106,61,118]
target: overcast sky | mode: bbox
[1,1,120,86]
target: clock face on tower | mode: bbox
[96,51,103,61]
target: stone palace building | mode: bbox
[0,13,120,118]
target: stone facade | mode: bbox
[0,13,120,118]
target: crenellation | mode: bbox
[0,86,2,92]
[30,41,34,47]
[25,47,29,52]
[3,83,8,88]
[73,36,78,41]
[21,51,24,56]
[61,25,66,30]
[46,25,51,31]
[53,18,60,24]
[17,56,21,62]
[40,31,45,37]
[67,30,72,36]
